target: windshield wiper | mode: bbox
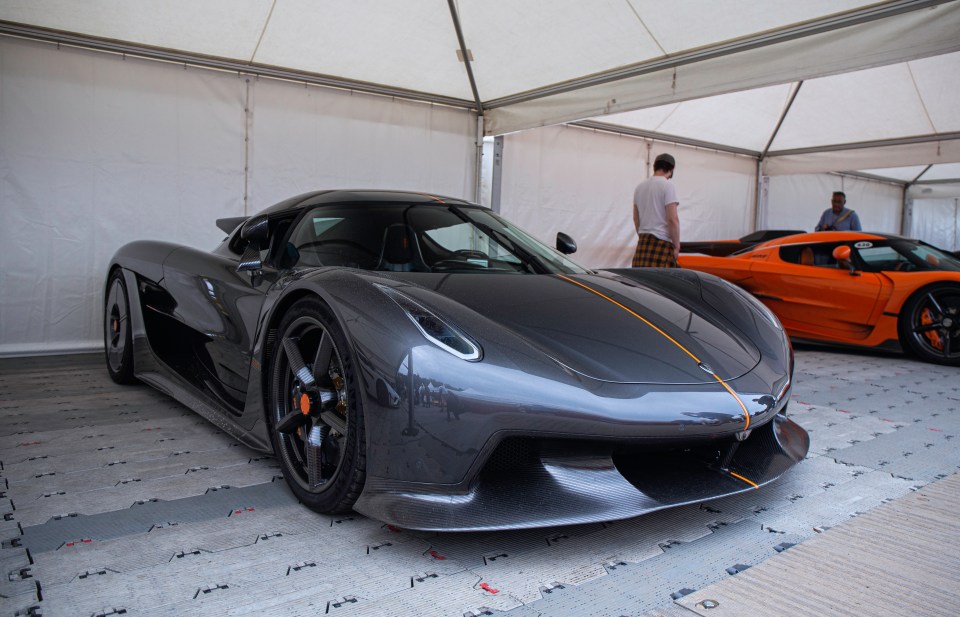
[447,206,545,273]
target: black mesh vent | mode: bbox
[483,438,537,473]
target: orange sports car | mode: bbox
[679,231,960,365]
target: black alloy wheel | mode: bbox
[899,283,960,366]
[269,298,366,512]
[104,269,137,384]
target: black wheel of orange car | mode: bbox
[269,297,366,512]
[104,269,137,384]
[898,283,960,366]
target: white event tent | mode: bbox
[1,0,959,355]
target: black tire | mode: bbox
[269,297,366,513]
[104,269,138,384]
[898,283,960,366]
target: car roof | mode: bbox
[255,189,478,217]
[756,231,898,248]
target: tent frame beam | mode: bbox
[0,22,476,110]
[767,132,960,157]
[761,81,803,159]
[446,0,483,114]
[483,0,952,110]
[571,120,759,157]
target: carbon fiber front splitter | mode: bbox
[353,414,810,531]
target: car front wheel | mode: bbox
[269,297,366,513]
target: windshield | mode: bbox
[284,202,588,275]
[856,240,960,272]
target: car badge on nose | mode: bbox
[698,362,715,375]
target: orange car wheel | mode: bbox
[898,283,960,366]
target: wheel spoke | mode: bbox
[276,409,309,434]
[925,293,945,317]
[305,423,329,487]
[320,409,348,435]
[914,322,942,334]
[282,337,315,387]
[942,332,953,358]
[312,331,334,384]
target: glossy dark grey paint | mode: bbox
[106,189,808,530]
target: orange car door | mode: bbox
[746,260,883,340]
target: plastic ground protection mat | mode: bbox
[1,349,958,617]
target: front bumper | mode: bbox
[353,412,809,531]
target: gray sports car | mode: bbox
[104,190,808,531]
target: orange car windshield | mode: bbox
[858,241,960,272]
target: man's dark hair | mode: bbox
[832,191,846,200]
[653,153,676,173]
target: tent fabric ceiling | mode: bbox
[0,0,901,102]
[1,0,959,183]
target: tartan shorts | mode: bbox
[632,233,678,268]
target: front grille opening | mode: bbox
[482,438,538,474]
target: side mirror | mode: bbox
[831,245,859,276]
[556,232,577,255]
[238,215,270,272]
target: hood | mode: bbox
[394,272,761,385]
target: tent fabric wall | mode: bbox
[765,174,903,234]
[497,125,756,269]
[248,78,477,209]
[0,37,477,356]
[908,198,959,251]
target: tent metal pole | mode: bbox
[908,164,934,185]
[761,82,803,158]
[491,136,504,214]
[901,195,913,236]
[446,0,483,114]
[475,115,485,202]
[754,160,765,232]
[901,164,933,236]
[243,78,253,216]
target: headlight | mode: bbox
[375,284,482,361]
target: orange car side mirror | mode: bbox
[832,246,851,261]
[831,245,860,276]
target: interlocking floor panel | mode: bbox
[0,349,958,617]
[675,473,960,617]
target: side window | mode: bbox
[779,245,820,266]
[284,210,379,269]
[778,244,840,267]
[857,245,910,272]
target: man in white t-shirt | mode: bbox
[632,153,679,267]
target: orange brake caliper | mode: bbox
[921,308,942,350]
